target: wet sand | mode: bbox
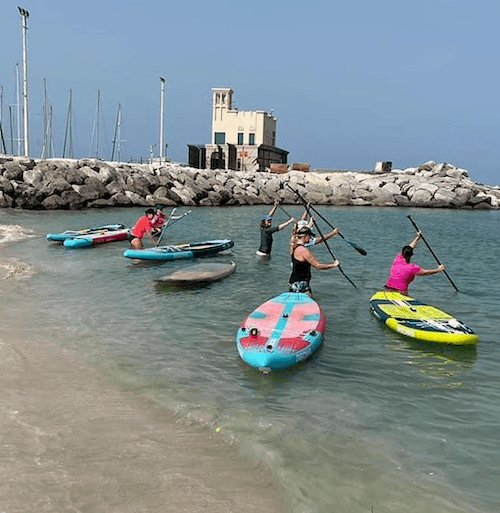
[0,328,287,513]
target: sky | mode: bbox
[1,0,500,185]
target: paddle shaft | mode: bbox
[407,215,459,292]
[156,208,177,246]
[277,204,294,220]
[285,184,367,256]
[283,185,359,289]
[286,196,357,289]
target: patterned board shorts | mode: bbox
[289,281,311,293]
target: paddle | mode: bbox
[301,202,358,290]
[156,209,192,246]
[167,210,192,228]
[407,215,459,292]
[285,184,367,256]
[277,203,295,221]
[282,190,358,290]
[156,207,177,246]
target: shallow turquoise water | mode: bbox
[1,205,499,513]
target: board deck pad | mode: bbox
[370,290,478,345]
[236,292,326,371]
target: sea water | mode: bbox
[1,205,499,513]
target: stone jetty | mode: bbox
[0,156,498,210]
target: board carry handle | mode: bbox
[285,185,358,290]
[407,215,459,292]
[285,184,367,256]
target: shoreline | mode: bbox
[0,325,287,512]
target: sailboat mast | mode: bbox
[9,106,14,154]
[0,86,5,154]
[41,78,48,158]
[90,90,101,158]
[111,103,122,162]
[62,89,73,158]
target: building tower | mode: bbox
[187,87,288,172]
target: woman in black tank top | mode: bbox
[289,227,340,296]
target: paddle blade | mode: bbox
[340,234,367,256]
[352,244,367,256]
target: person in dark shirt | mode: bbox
[256,202,295,258]
[289,226,339,296]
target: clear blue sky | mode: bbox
[1,0,499,185]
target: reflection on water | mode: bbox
[238,343,325,396]
[381,324,477,388]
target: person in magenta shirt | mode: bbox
[385,231,445,295]
[128,208,156,249]
[151,204,166,237]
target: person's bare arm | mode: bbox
[298,247,339,270]
[409,231,422,248]
[417,264,445,276]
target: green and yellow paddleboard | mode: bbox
[370,290,479,345]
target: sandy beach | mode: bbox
[0,325,287,512]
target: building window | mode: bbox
[214,132,226,144]
[238,132,244,145]
[249,133,255,146]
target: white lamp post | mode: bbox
[18,7,29,157]
[159,77,165,162]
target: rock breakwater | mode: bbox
[0,156,498,210]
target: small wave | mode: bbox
[0,259,36,280]
[0,224,37,244]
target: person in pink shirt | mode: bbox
[151,204,166,237]
[385,231,445,295]
[128,208,156,249]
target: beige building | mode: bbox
[188,87,288,172]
